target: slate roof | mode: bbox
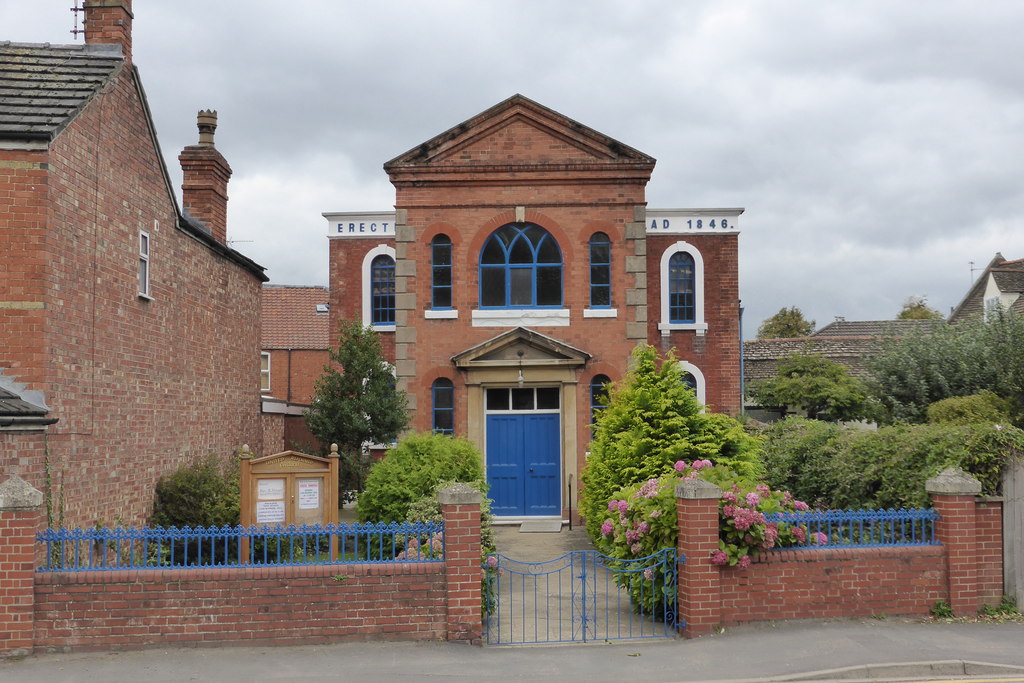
[0,41,123,142]
[949,254,1024,322]
[261,286,330,349]
[0,385,48,416]
[744,337,879,382]
[811,319,942,337]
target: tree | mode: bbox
[756,306,815,339]
[747,351,874,422]
[305,319,409,490]
[869,310,1024,425]
[896,296,944,320]
[579,345,763,540]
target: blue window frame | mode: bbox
[479,223,562,308]
[590,374,611,426]
[371,254,395,325]
[681,372,697,394]
[668,252,695,323]
[432,378,454,435]
[589,232,611,308]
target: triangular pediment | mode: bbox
[452,327,590,368]
[385,94,654,171]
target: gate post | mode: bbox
[0,476,43,658]
[675,477,722,638]
[926,467,982,617]
[440,483,482,644]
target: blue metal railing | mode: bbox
[765,508,939,549]
[36,521,445,572]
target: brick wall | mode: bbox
[266,349,328,404]
[719,546,946,623]
[33,563,447,651]
[1,479,482,656]
[675,471,1004,637]
[0,63,263,529]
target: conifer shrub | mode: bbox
[580,345,763,540]
[356,432,486,523]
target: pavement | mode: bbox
[4,523,1024,682]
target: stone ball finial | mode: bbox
[197,109,218,146]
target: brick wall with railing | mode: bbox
[675,467,1004,637]
[0,481,482,657]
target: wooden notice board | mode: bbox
[239,446,340,528]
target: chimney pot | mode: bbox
[197,110,218,147]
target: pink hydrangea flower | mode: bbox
[637,521,650,536]
[722,505,736,517]
[630,542,643,554]
[486,555,498,568]
[638,479,660,498]
[691,460,706,471]
[643,568,654,581]
[617,500,629,513]
[756,484,771,496]
[600,520,614,536]
[793,500,810,511]
[814,532,829,545]
[738,555,752,569]
[673,460,688,472]
[608,500,619,512]
[710,550,728,565]
[649,509,662,518]
[722,491,738,504]
[745,492,761,507]
[792,526,807,543]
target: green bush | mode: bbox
[357,432,486,523]
[406,478,495,554]
[759,417,1024,509]
[758,417,850,508]
[580,345,763,541]
[151,455,240,528]
[927,391,1013,425]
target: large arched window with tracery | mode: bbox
[479,223,562,308]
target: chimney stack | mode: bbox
[83,0,133,65]
[179,110,233,244]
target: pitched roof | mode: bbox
[385,94,655,173]
[812,319,942,337]
[949,253,1024,322]
[0,42,123,142]
[261,286,330,349]
[743,337,879,382]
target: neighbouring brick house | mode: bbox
[0,0,267,529]
[949,252,1024,322]
[743,318,940,420]
[326,95,743,520]
[260,285,330,453]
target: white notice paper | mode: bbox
[298,479,320,510]
[256,500,286,524]
[257,478,285,500]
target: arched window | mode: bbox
[589,232,611,308]
[431,378,454,435]
[677,361,706,407]
[590,374,611,426]
[668,252,695,323]
[659,241,707,334]
[479,223,562,308]
[431,234,452,310]
[370,254,395,325]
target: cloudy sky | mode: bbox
[6,1,1024,336]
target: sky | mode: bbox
[5,1,1024,336]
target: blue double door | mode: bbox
[486,413,561,517]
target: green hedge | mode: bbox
[759,417,1024,509]
[151,455,240,528]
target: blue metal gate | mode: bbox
[482,549,680,645]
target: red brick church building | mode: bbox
[326,95,742,520]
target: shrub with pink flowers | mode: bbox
[596,460,816,611]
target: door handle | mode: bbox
[529,468,534,472]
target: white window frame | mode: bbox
[260,352,271,393]
[658,240,707,335]
[138,228,152,298]
[362,244,397,330]
[678,361,706,407]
